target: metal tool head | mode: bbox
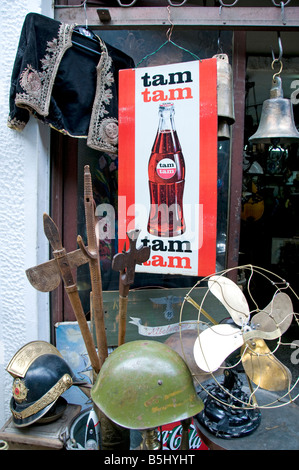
[26,248,89,292]
[112,230,150,286]
[25,214,89,292]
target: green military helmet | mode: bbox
[91,340,204,430]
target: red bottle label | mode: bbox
[156,158,177,180]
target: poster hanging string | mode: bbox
[137,6,201,67]
[136,40,201,67]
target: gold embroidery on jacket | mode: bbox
[87,38,118,154]
[7,116,27,131]
[12,24,118,153]
[15,23,74,116]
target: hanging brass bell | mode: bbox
[249,76,299,144]
[214,53,235,140]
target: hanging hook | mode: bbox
[271,59,283,82]
[271,0,291,4]
[277,32,283,61]
[281,1,286,23]
[136,5,200,67]
[271,33,283,62]
[117,0,138,6]
[168,0,188,6]
[219,0,239,15]
[166,6,174,42]
[83,0,88,28]
[271,0,291,24]
[271,32,283,81]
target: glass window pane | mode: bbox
[76,29,233,314]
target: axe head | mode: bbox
[112,230,150,286]
[26,261,61,292]
[26,247,89,292]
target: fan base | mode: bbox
[195,371,261,439]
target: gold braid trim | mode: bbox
[11,374,73,420]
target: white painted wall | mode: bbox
[0,0,53,428]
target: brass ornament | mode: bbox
[140,429,161,450]
[12,378,28,403]
[11,373,73,420]
[6,341,62,378]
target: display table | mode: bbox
[194,389,299,450]
[0,403,81,450]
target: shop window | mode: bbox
[51,28,233,344]
[241,52,299,303]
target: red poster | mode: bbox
[118,59,218,277]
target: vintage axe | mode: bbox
[77,165,108,369]
[112,230,150,346]
[26,213,101,375]
[77,167,131,450]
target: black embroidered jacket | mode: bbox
[7,13,134,154]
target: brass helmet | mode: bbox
[91,340,204,430]
[6,341,81,427]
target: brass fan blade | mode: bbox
[193,324,244,373]
[251,292,294,337]
[208,275,250,327]
[241,338,292,392]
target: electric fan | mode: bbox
[178,265,299,439]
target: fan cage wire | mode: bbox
[178,264,299,410]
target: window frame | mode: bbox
[51,2,298,333]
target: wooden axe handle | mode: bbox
[63,281,100,375]
[113,230,150,347]
[82,166,108,368]
[118,294,129,346]
[43,213,100,375]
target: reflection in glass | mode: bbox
[76,29,232,306]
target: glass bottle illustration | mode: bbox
[147,102,186,238]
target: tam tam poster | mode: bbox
[118,59,218,277]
